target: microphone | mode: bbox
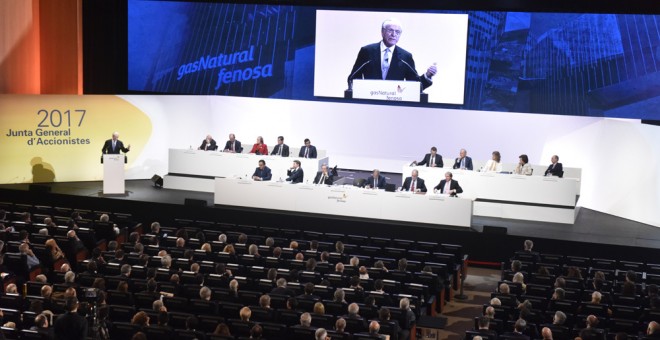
[399,60,422,86]
[347,60,371,90]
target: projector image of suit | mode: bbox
[348,18,436,90]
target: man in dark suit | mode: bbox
[53,297,88,340]
[313,164,333,185]
[198,135,217,151]
[348,18,437,90]
[476,316,499,340]
[365,169,387,189]
[252,160,272,181]
[271,278,296,297]
[401,170,427,193]
[286,160,304,183]
[453,149,474,170]
[224,133,243,153]
[101,132,130,154]
[544,155,564,177]
[434,172,463,196]
[271,136,290,157]
[503,319,531,340]
[414,147,443,167]
[299,138,317,159]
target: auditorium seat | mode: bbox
[145,325,174,340]
[109,322,141,339]
[465,330,496,340]
[197,315,226,333]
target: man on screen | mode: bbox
[102,132,130,154]
[271,136,290,157]
[348,18,437,89]
[313,164,333,185]
[298,139,317,159]
[198,135,217,151]
[252,160,272,181]
[286,160,304,183]
[224,133,243,153]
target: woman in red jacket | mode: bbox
[249,136,268,155]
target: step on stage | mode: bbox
[1,179,659,264]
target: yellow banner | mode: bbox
[0,95,152,184]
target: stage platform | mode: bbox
[1,178,659,264]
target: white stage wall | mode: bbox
[117,95,659,228]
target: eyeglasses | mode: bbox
[383,28,402,36]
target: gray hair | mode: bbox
[300,312,312,327]
[381,18,403,31]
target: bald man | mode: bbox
[348,18,436,90]
[648,321,660,338]
[102,132,130,154]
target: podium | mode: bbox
[102,154,125,194]
[344,79,428,103]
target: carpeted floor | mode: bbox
[436,267,500,340]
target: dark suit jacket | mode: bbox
[286,168,304,183]
[365,175,387,189]
[271,144,290,157]
[418,153,443,167]
[402,177,427,192]
[313,171,333,185]
[271,286,296,297]
[252,166,272,181]
[477,328,499,340]
[224,140,243,152]
[299,145,318,159]
[349,42,432,90]
[101,139,129,154]
[199,139,217,151]
[545,163,564,177]
[434,179,463,195]
[502,331,530,340]
[453,156,474,170]
[54,311,89,340]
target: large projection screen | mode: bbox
[314,10,469,105]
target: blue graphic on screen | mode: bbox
[128,0,660,120]
[129,1,314,97]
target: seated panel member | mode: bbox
[271,136,290,157]
[434,172,463,196]
[452,148,473,170]
[298,138,318,159]
[250,136,269,155]
[198,135,217,151]
[413,147,443,168]
[313,164,333,185]
[286,160,304,183]
[514,154,533,176]
[102,131,130,154]
[252,160,272,181]
[365,169,387,189]
[544,155,563,177]
[483,151,503,172]
[401,170,427,193]
[224,133,243,153]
